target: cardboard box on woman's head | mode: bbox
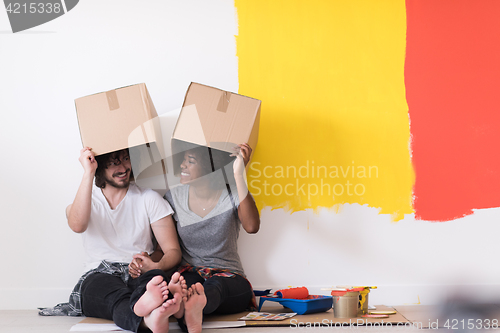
[171,82,261,176]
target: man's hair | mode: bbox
[94,149,133,189]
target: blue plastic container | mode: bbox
[258,295,333,315]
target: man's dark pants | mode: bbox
[81,269,174,333]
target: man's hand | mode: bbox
[128,252,158,278]
[128,252,145,279]
[67,147,97,233]
[79,147,98,175]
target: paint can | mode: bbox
[352,286,377,315]
[358,288,370,315]
[331,288,363,318]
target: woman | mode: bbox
[166,142,260,331]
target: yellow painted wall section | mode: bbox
[235,0,414,220]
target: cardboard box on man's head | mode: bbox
[171,82,261,175]
[74,83,167,189]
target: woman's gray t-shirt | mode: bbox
[164,185,245,276]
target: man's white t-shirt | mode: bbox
[81,183,174,272]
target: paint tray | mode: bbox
[258,295,333,315]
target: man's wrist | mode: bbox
[82,171,95,181]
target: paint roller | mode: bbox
[274,287,309,299]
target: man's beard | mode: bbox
[105,169,131,189]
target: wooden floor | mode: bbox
[0,309,425,333]
[3,303,497,332]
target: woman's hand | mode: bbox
[232,143,252,177]
[231,143,260,234]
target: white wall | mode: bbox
[1,0,499,310]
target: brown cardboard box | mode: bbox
[75,83,163,157]
[171,82,261,173]
[75,83,166,190]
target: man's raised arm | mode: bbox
[67,147,97,233]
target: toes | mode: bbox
[169,272,180,284]
[150,275,164,285]
[193,283,204,295]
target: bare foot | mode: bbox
[168,272,188,319]
[143,292,182,333]
[184,283,206,333]
[134,275,169,317]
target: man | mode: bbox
[40,147,185,333]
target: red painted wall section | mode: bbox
[405,0,500,221]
